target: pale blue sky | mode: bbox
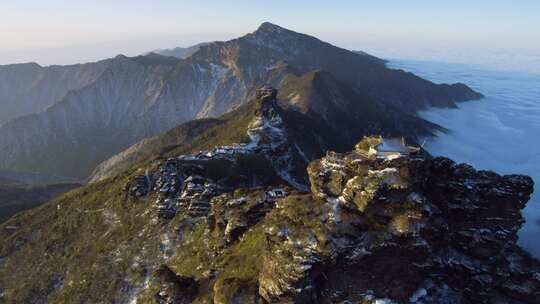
[1,0,539,67]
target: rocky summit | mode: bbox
[0,89,537,303]
[277,141,538,303]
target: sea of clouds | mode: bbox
[389,59,540,258]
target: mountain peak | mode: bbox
[255,22,290,34]
[113,54,129,61]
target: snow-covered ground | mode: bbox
[388,59,540,258]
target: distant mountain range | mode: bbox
[0,60,112,124]
[0,22,482,178]
[150,42,212,59]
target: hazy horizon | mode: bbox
[1,1,539,73]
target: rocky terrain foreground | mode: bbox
[0,91,538,303]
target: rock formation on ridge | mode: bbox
[0,90,537,303]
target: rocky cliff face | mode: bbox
[0,22,481,178]
[0,92,537,303]
[259,140,538,303]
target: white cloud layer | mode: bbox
[389,59,540,258]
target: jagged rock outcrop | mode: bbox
[123,87,306,222]
[209,188,284,246]
[259,137,539,303]
[0,22,481,178]
[124,130,540,303]
[151,265,198,304]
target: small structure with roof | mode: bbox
[364,136,422,160]
[265,188,287,200]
